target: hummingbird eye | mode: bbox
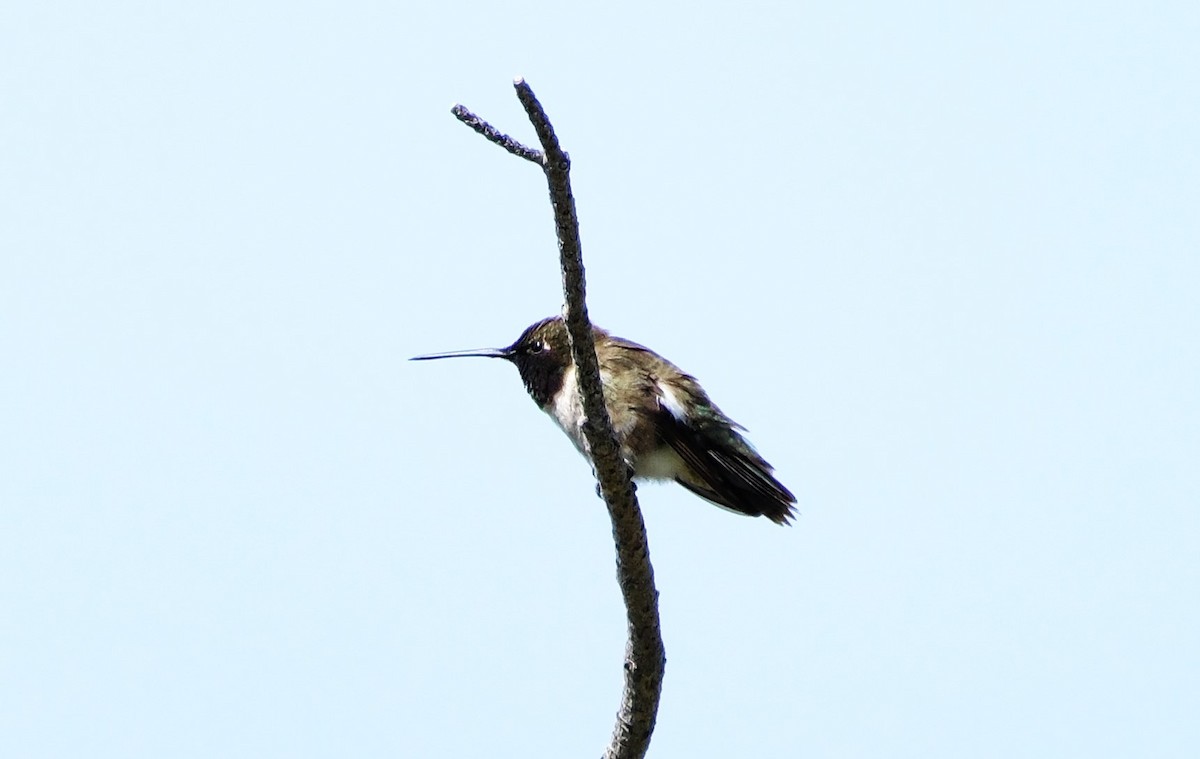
[527,341,546,354]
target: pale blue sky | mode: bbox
[2,2,1197,757]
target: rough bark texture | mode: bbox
[452,79,666,759]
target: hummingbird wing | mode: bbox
[654,377,797,525]
[599,334,796,525]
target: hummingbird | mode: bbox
[411,317,796,525]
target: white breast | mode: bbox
[543,366,688,483]
[545,364,589,456]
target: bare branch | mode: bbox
[450,103,543,164]
[452,79,666,759]
[514,77,666,759]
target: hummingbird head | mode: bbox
[410,316,575,407]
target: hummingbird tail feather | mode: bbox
[660,413,797,525]
[674,475,796,525]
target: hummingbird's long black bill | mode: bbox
[409,348,512,361]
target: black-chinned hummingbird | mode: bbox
[412,317,796,525]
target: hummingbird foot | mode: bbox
[593,467,637,500]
